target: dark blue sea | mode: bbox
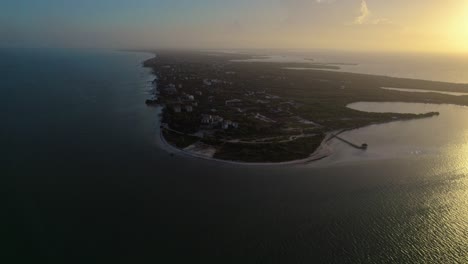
[2,49,466,263]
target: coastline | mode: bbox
[143,51,457,166]
[154,109,442,166]
[155,116,334,166]
[145,53,335,166]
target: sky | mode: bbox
[1,0,468,53]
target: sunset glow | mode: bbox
[2,0,468,54]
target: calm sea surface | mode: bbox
[2,49,467,263]
[246,50,468,83]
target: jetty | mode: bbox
[331,134,368,150]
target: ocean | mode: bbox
[2,49,467,263]
[247,50,468,84]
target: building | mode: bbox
[222,120,239,129]
[201,114,212,124]
[265,94,280,99]
[256,99,269,104]
[173,105,182,113]
[222,120,232,129]
[164,85,177,94]
[203,79,222,86]
[225,99,242,106]
[201,114,224,127]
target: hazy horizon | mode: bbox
[2,0,468,54]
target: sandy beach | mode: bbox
[156,124,334,166]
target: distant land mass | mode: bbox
[143,51,468,163]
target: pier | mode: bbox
[331,134,368,150]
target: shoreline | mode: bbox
[154,110,442,166]
[155,119,334,166]
[143,52,456,166]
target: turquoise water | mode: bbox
[2,49,467,263]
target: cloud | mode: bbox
[354,0,393,25]
[354,0,370,24]
[371,18,394,25]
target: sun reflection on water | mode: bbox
[340,102,468,259]
[431,135,468,257]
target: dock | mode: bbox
[331,134,368,150]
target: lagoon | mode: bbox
[381,87,468,96]
[317,102,468,169]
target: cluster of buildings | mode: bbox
[163,83,178,94]
[172,104,193,113]
[201,114,239,130]
[159,76,241,132]
[203,79,226,86]
[225,99,242,106]
[167,88,197,113]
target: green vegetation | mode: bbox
[162,130,200,149]
[214,134,325,163]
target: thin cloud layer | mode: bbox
[1,0,466,53]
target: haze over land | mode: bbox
[2,0,468,54]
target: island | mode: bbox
[143,51,468,163]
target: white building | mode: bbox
[173,105,182,113]
[225,99,242,106]
[222,120,232,129]
[164,85,177,94]
[222,120,239,129]
[201,114,212,124]
[201,114,224,127]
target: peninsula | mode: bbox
[143,51,468,163]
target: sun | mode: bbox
[441,6,468,53]
[454,4,468,51]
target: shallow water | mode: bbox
[232,54,315,64]
[320,102,468,166]
[382,87,468,96]
[236,51,468,83]
[2,50,467,263]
